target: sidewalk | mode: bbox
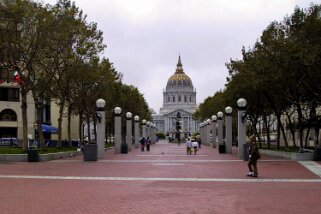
[0,140,320,214]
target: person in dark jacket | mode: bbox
[146,137,151,151]
[140,137,146,152]
[247,135,260,177]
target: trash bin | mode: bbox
[83,144,98,161]
[28,148,39,162]
[243,144,249,161]
[219,143,225,154]
[121,143,128,154]
[314,147,321,161]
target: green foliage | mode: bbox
[0,0,151,146]
[156,132,166,139]
[196,4,321,148]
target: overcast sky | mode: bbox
[43,0,315,112]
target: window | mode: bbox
[0,67,13,82]
[178,95,181,102]
[167,96,170,103]
[0,109,17,121]
[190,96,192,102]
[184,96,187,102]
[172,96,175,102]
[0,88,20,102]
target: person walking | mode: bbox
[146,137,151,151]
[192,140,198,155]
[140,137,146,152]
[186,138,192,155]
[197,137,201,149]
[247,135,261,177]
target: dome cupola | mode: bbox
[166,55,193,89]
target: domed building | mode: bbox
[152,56,199,135]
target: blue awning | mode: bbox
[41,124,58,134]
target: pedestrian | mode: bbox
[197,137,201,149]
[192,140,198,155]
[247,135,261,177]
[140,137,146,152]
[146,137,151,151]
[186,138,192,155]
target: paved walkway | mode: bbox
[0,140,321,214]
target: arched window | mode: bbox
[190,96,192,102]
[0,109,17,121]
[178,95,181,102]
[167,96,170,103]
[172,96,175,102]
[184,96,187,102]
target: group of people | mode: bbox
[139,137,151,152]
[185,138,201,155]
[140,133,260,177]
[184,134,261,177]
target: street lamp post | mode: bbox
[217,111,224,152]
[96,98,106,159]
[211,115,217,148]
[126,112,132,152]
[225,106,233,154]
[150,123,155,143]
[114,107,122,154]
[134,115,140,149]
[206,119,211,146]
[202,121,206,145]
[142,119,147,138]
[237,98,247,160]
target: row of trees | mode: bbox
[194,4,321,150]
[0,0,151,151]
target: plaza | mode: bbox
[0,140,321,214]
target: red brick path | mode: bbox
[0,140,320,214]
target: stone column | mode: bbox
[114,107,122,154]
[126,112,132,151]
[211,115,217,148]
[134,115,140,149]
[146,121,150,139]
[237,98,247,160]
[96,108,105,159]
[217,112,223,148]
[225,106,233,154]
[205,119,211,146]
[142,119,146,138]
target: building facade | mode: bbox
[0,66,80,142]
[152,56,199,135]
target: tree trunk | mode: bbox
[21,90,28,151]
[263,115,270,149]
[67,104,72,147]
[276,114,281,150]
[87,115,91,143]
[296,103,304,152]
[57,99,65,148]
[305,128,310,148]
[279,117,288,148]
[36,101,45,150]
[286,113,296,147]
[78,112,83,143]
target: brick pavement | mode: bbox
[0,140,321,214]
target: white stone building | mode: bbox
[152,56,199,135]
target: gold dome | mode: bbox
[166,55,193,88]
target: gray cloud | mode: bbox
[43,0,314,112]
